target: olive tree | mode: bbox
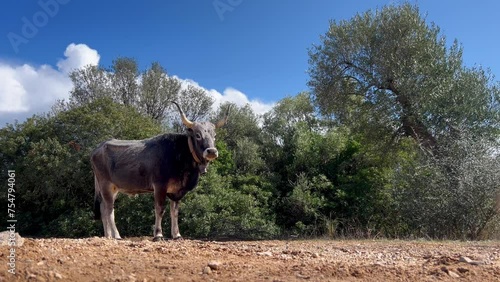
[308,3,499,154]
[308,3,500,238]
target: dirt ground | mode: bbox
[1,237,500,282]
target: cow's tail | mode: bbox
[93,174,102,220]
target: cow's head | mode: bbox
[171,102,229,169]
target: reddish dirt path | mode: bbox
[1,237,500,281]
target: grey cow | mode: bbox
[91,102,229,241]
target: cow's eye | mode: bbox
[195,133,202,140]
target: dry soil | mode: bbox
[1,237,500,281]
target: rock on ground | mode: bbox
[0,231,24,247]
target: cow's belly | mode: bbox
[110,172,154,195]
[117,185,153,195]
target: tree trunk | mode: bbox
[387,81,438,154]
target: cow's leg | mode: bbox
[99,183,112,238]
[170,200,182,239]
[109,207,121,239]
[100,202,111,238]
[100,183,121,239]
[153,185,167,241]
[94,176,110,238]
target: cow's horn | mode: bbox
[215,105,231,128]
[171,101,194,128]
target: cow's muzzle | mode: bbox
[203,148,218,161]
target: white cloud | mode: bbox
[0,43,100,126]
[0,43,274,126]
[215,87,274,115]
[0,66,29,113]
[56,43,100,74]
[173,76,274,116]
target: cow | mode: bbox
[91,101,229,241]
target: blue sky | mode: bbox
[1,0,499,126]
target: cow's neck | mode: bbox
[187,136,202,163]
[187,136,208,174]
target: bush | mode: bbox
[394,133,500,239]
[279,174,327,237]
[114,194,156,237]
[180,169,279,239]
[0,98,162,237]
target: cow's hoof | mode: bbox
[153,236,164,242]
[173,236,183,241]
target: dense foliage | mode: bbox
[1,3,499,240]
[308,3,500,239]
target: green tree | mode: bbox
[233,137,265,174]
[308,3,499,154]
[213,102,265,174]
[262,92,319,189]
[111,57,140,106]
[214,103,262,148]
[308,3,500,239]
[139,62,181,121]
[68,59,183,124]
[263,92,317,146]
[261,93,405,238]
[69,65,112,105]
[170,85,214,132]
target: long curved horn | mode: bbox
[215,105,231,128]
[171,101,194,128]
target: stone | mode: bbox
[457,267,469,273]
[207,261,221,270]
[203,266,212,275]
[459,256,484,265]
[459,256,473,263]
[296,273,311,279]
[447,270,460,278]
[0,231,24,247]
[441,266,460,278]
